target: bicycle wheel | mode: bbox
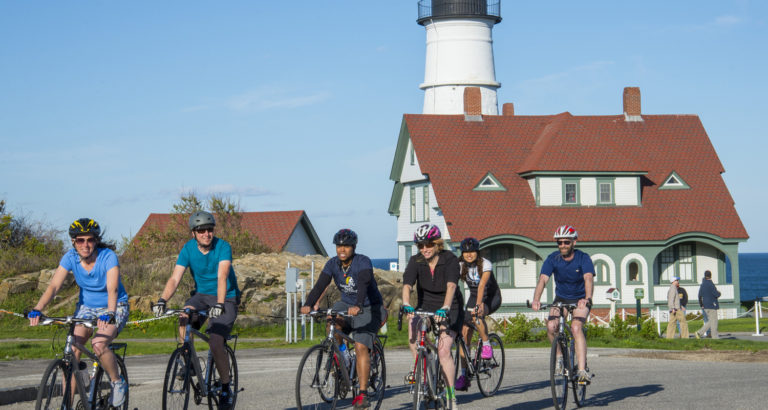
[296,344,338,410]
[571,334,587,407]
[476,333,505,397]
[369,340,387,410]
[412,353,426,410]
[91,355,129,410]
[206,344,238,410]
[550,336,568,410]
[427,355,447,410]
[163,347,192,410]
[35,359,71,410]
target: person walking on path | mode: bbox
[677,285,688,334]
[666,276,689,339]
[696,270,721,339]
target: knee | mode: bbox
[92,341,109,357]
[547,320,558,333]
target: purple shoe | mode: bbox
[481,344,493,359]
[455,375,469,391]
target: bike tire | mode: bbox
[570,328,588,407]
[206,344,238,410]
[296,344,338,410]
[476,333,505,397]
[426,353,447,410]
[550,336,568,410]
[35,359,71,410]
[91,354,129,410]
[369,339,387,410]
[412,352,426,410]
[163,347,192,410]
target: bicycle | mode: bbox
[161,308,240,410]
[452,311,505,396]
[33,314,129,410]
[528,301,593,410]
[295,309,387,410]
[397,307,448,410]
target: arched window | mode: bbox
[627,261,641,283]
[594,260,610,285]
[655,243,697,284]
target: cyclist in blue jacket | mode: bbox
[28,218,129,407]
[531,225,595,384]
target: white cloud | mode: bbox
[715,15,741,26]
[227,88,331,112]
[520,61,615,87]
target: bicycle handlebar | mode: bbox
[34,314,99,328]
[397,306,442,331]
[162,308,209,317]
[306,309,353,318]
[526,300,580,310]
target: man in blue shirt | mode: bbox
[301,229,383,410]
[532,225,595,384]
[153,211,240,409]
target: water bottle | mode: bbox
[338,343,351,369]
[76,362,90,390]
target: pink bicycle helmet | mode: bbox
[414,224,441,243]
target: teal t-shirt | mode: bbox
[176,238,239,299]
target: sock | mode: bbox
[483,340,491,347]
[447,386,455,399]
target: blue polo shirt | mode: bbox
[540,249,595,300]
[321,254,383,306]
[176,237,240,299]
[59,248,129,308]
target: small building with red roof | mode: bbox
[135,210,327,256]
[389,87,748,315]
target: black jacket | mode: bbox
[403,250,464,311]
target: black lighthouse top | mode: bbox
[417,0,501,25]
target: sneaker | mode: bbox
[455,375,469,391]
[481,344,493,360]
[405,371,416,384]
[577,370,591,385]
[110,377,128,407]
[219,384,234,410]
[695,332,701,339]
[555,357,564,375]
[353,393,370,409]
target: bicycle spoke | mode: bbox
[476,333,505,397]
[296,344,337,409]
[550,337,568,410]
[163,348,191,410]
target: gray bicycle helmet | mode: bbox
[189,211,216,230]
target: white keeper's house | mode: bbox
[389,0,748,317]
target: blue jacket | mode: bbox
[698,279,721,310]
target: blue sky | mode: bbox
[1,1,765,257]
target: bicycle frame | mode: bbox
[38,316,126,410]
[454,315,487,377]
[405,310,445,404]
[318,310,356,389]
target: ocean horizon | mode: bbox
[375,254,768,302]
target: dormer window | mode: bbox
[563,179,579,205]
[660,171,690,190]
[473,172,506,191]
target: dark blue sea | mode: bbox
[739,253,768,301]
[371,258,398,271]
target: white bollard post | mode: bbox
[656,306,661,336]
[753,300,764,337]
[310,261,315,340]
[622,308,625,322]
[285,292,291,343]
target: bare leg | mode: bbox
[437,330,456,388]
[209,333,231,384]
[355,342,370,391]
[91,325,121,382]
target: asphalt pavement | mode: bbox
[0,344,766,410]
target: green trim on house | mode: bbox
[473,172,507,191]
[535,177,540,206]
[659,171,690,190]
[518,170,647,178]
[596,178,615,206]
[389,119,410,181]
[388,183,403,216]
[562,178,580,205]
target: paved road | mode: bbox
[1,347,765,409]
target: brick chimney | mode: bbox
[623,87,642,121]
[464,87,482,116]
[502,102,514,116]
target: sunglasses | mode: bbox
[75,237,96,244]
[195,228,214,234]
[417,242,436,249]
[557,240,572,246]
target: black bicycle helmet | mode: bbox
[460,237,480,253]
[189,211,216,230]
[68,218,101,238]
[333,229,358,246]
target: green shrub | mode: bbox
[499,314,546,343]
[0,200,63,279]
[584,322,609,339]
[639,317,660,340]
[609,315,633,339]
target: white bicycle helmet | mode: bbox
[553,225,578,240]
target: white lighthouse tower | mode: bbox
[417,0,502,115]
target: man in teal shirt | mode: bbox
[154,211,240,409]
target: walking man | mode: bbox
[696,270,721,339]
[666,276,689,339]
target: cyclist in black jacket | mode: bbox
[301,229,383,410]
[402,224,463,409]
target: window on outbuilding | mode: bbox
[627,261,641,283]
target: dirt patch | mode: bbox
[624,350,768,363]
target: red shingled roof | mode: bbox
[135,211,307,252]
[403,113,748,243]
